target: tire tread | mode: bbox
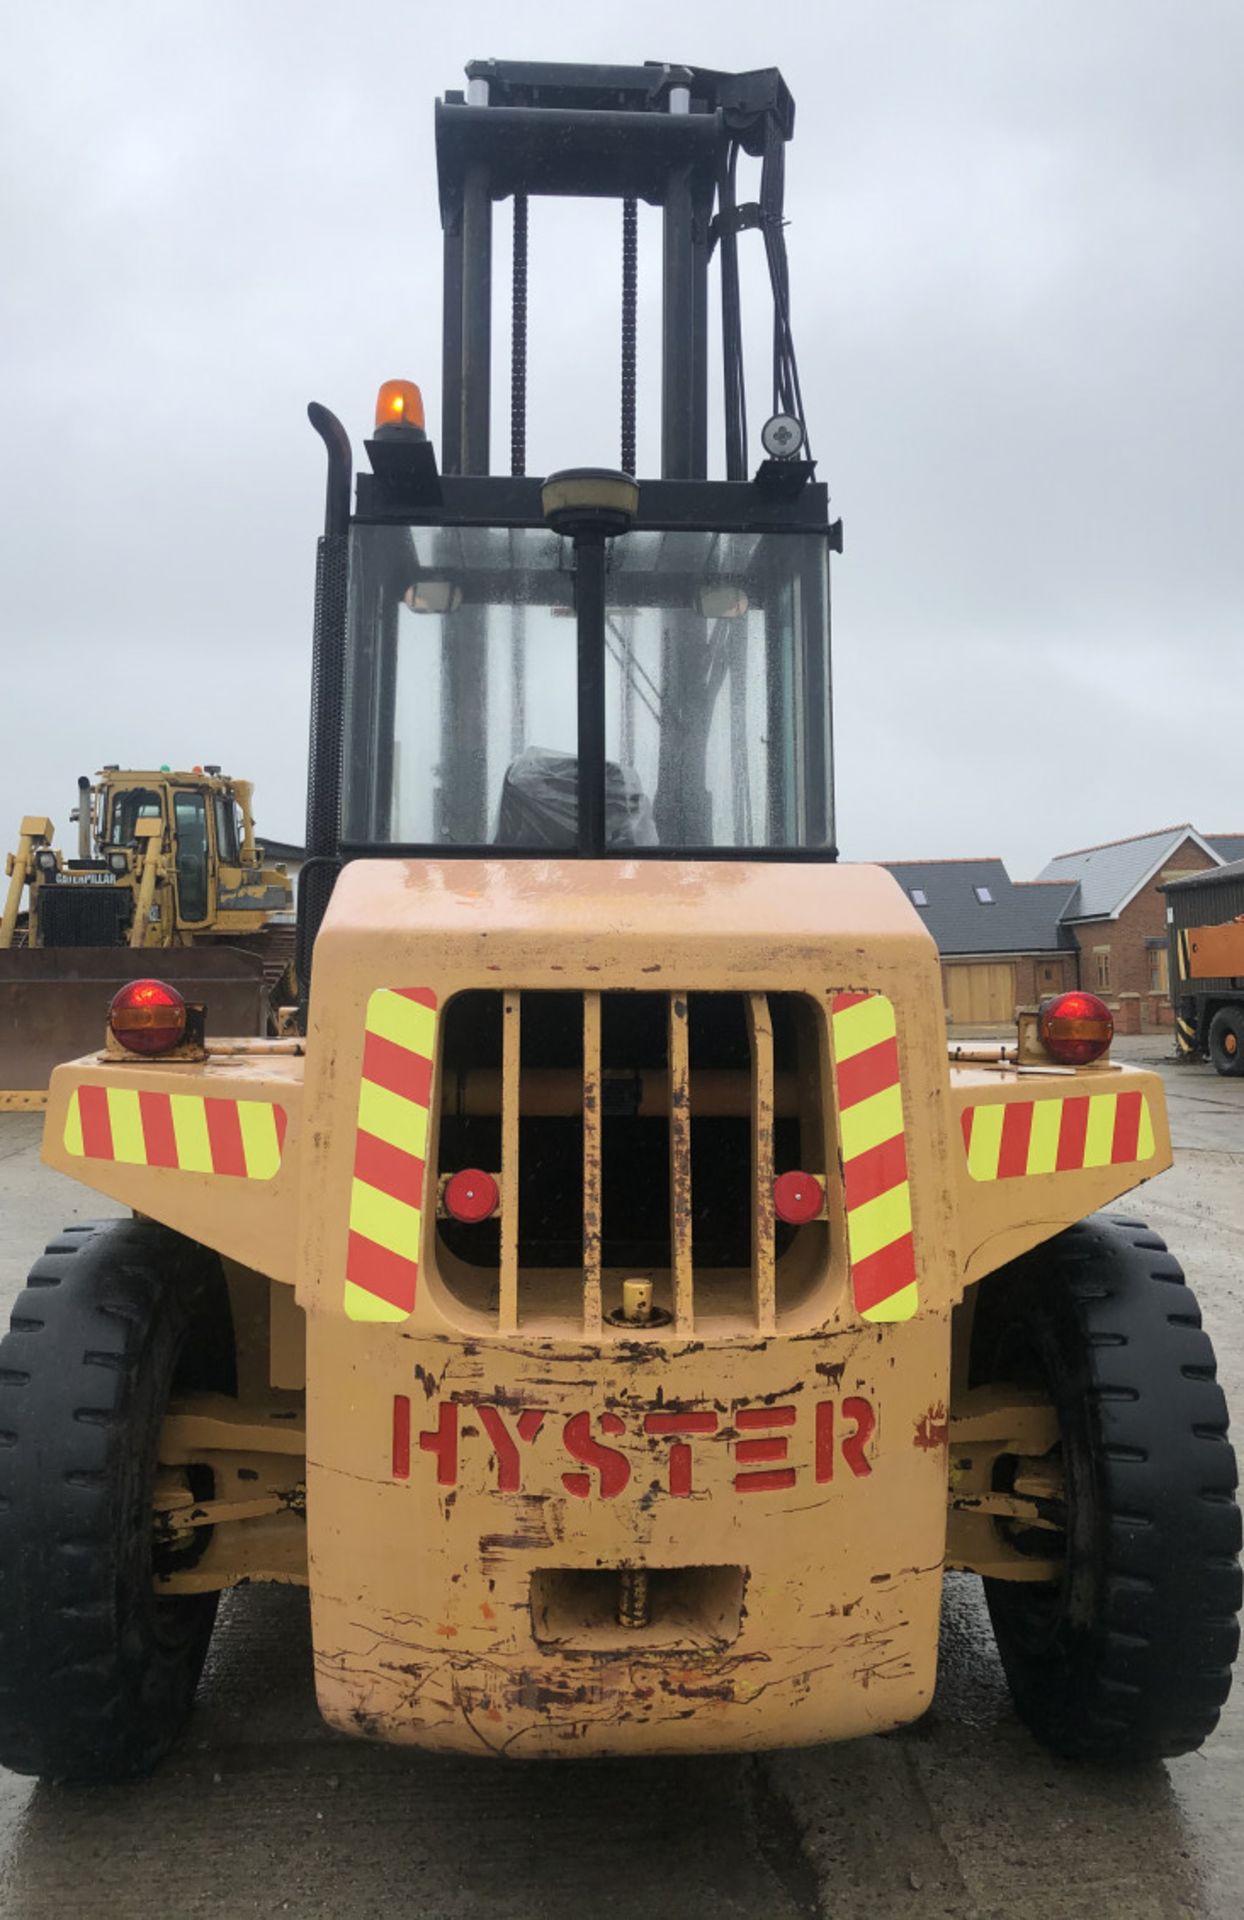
[0,1219,232,1783]
[978,1212,1241,1763]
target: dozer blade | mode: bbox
[0,947,270,1108]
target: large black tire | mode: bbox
[0,1219,234,1782]
[1207,1006,1244,1077]
[972,1214,1241,1762]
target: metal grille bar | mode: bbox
[582,991,603,1334]
[499,992,521,1332]
[668,993,694,1333]
[436,987,818,1335]
[746,992,777,1333]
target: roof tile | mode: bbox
[1037,827,1220,919]
[874,858,1076,955]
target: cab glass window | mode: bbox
[343,522,832,852]
[108,789,163,845]
[173,791,210,922]
[214,795,240,864]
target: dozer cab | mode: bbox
[0,766,293,1106]
[0,59,1237,1783]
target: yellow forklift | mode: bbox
[0,765,293,1104]
[0,59,1237,1782]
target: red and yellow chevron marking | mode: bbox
[961,1089,1155,1181]
[63,1085,286,1179]
[344,987,438,1325]
[830,990,918,1325]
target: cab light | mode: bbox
[443,1167,499,1223]
[109,979,187,1055]
[1038,990,1113,1066]
[405,579,463,614]
[773,1170,824,1225]
[375,379,426,432]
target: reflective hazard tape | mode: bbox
[63,1085,286,1179]
[1177,929,1191,982]
[830,991,918,1325]
[960,1089,1155,1181]
[344,987,437,1325]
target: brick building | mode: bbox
[876,827,1244,1034]
[1037,826,1225,1033]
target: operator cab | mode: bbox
[301,60,841,990]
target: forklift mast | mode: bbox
[436,59,802,484]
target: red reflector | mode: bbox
[108,979,187,1055]
[1038,990,1113,1066]
[443,1167,499,1223]
[773,1170,824,1225]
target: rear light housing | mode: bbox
[1038,990,1113,1066]
[108,978,187,1055]
[442,1167,500,1223]
[773,1170,825,1225]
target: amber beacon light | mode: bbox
[374,379,426,433]
[1038,990,1114,1066]
[108,979,188,1055]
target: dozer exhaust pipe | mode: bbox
[77,777,91,861]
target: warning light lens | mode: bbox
[375,379,425,431]
[1038,990,1114,1066]
[443,1167,499,1224]
[773,1170,825,1225]
[109,978,187,1056]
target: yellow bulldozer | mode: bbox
[0,59,1237,1786]
[0,765,294,1105]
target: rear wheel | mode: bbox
[972,1214,1241,1761]
[0,1219,234,1782]
[1207,1006,1244,1076]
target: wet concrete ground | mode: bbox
[1,1039,1241,1918]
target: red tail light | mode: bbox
[773,1170,825,1225]
[109,979,187,1055]
[1038,990,1113,1066]
[443,1168,499,1223]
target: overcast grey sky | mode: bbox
[1,1,1241,873]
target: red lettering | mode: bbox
[562,1410,631,1500]
[392,1394,411,1481]
[479,1405,548,1493]
[735,1468,797,1494]
[815,1399,834,1483]
[478,1406,520,1492]
[643,1411,718,1496]
[407,1395,876,1499]
[732,1405,797,1493]
[841,1396,875,1478]
[418,1402,459,1486]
